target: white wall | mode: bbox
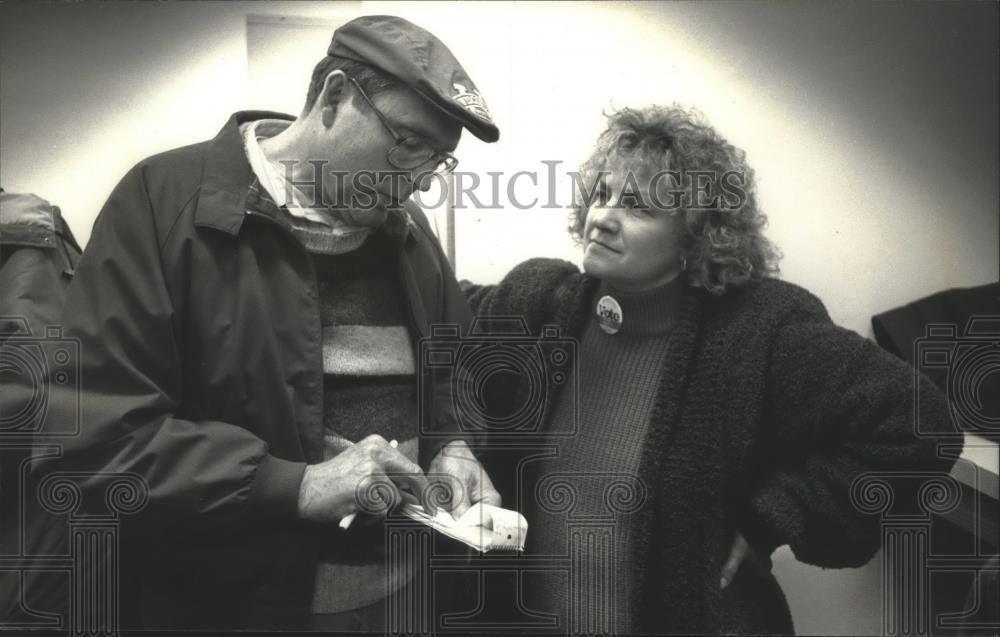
[2,2,997,635]
[0,2,354,246]
[362,1,998,336]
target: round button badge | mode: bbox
[595,295,623,335]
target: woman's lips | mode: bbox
[588,238,620,254]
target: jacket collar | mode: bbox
[194,111,419,246]
[194,110,293,235]
[1,192,60,249]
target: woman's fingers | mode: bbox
[720,532,750,589]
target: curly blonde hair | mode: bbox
[569,105,780,295]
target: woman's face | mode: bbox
[581,157,686,292]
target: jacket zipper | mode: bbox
[244,209,324,461]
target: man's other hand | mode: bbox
[427,440,501,519]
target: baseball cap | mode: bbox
[328,15,499,143]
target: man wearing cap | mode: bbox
[34,15,500,630]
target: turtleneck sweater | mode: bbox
[527,275,683,635]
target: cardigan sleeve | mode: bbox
[463,257,579,322]
[739,286,957,567]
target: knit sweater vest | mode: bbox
[528,277,682,634]
[305,228,420,614]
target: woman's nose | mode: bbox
[589,205,622,233]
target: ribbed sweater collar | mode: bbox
[594,276,685,336]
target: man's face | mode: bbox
[318,81,462,227]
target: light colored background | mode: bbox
[2,2,997,634]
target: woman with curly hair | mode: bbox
[463,105,953,634]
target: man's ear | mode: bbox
[318,70,348,127]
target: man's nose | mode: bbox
[414,170,435,193]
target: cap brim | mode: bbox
[410,86,500,143]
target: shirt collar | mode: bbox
[194,112,420,245]
[242,118,352,230]
[241,119,295,209]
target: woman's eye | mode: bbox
[624,201,651,217]
[619,192,647,212]
[594,185,610,206]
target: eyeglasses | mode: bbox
[348,77,459,176]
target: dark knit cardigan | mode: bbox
[465,258,956,635]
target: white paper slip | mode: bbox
[400,502,528,553]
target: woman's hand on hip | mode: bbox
[720,532,770,589]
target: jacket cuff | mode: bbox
[738,496,785,557]
[248,454,307,519]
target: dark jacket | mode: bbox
[467,258,957,635]
[1,192,82,622]
[33,112,472,629]
[0,191,82,342]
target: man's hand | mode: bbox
[427,440,501,519]
[297,434,431,524]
